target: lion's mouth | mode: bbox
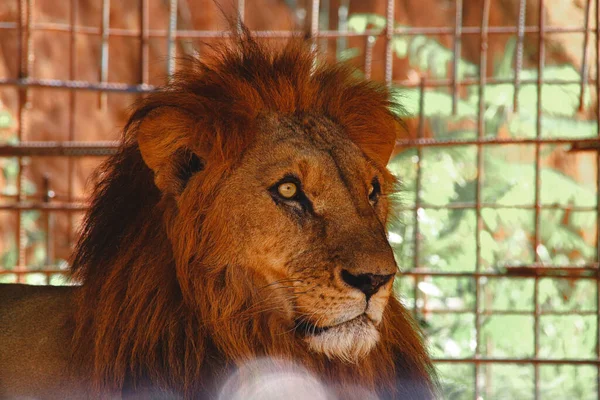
[295,314,369,337]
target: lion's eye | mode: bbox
[269,175,314,214]
[278,182,298,198]
[369,177,381,204]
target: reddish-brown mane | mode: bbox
[69,27,436,399]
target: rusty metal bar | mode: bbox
[384,0,395,86]
[15,0,34,283]
[310,0,320,53]
[166,0,178,77]
[0,202,88,211]
[1,200,595,213]
[42,175,54,267]
[595,0,600,396]
[474,1,491,396]
[1,138,598,158]
[579,0,593,112]
[1,22,598,38]
[433,358,600,365]
[2,75,594,93]
[66,0,78,259]
[513,0,526,111]
[1,76,597,93]
[0,142,119,157]
[413,76,426,318]
[139,0,149,85]
[451,0,463,115]
[364,35,375,80]
[533,3,547,398]
[99,0,110,109]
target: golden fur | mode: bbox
[68,28,436,399]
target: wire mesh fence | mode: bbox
[0,0,599,399]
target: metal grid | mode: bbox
[0,0,599,398]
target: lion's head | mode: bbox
[70,28,435,399]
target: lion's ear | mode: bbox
[137,109,205,194]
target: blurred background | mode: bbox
[0,0,598,398]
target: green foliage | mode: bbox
[350,11,598,400]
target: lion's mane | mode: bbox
[69,28,436,399]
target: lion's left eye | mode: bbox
[369,177,381,205]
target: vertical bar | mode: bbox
[42,174,54,268]
[310,0,320,53]
[336,0,350,60]
[579,0,593,112]
[475,1,491,398]
[364,36,375,80]
[16,0,33,282]
[237,0,245,24]
[513,0,527,111]
[533,2,546,399]
[384,0,395,86]
[413,76,426,319]
[67,0,77,251]
[139,0,149,85]
[595,1,600,397]
[451,0,463,115]
[166,0,178,78]
[99,0,110,109]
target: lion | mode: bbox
[0,28,436,399]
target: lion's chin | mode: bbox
[303,315,380,364]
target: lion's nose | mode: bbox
[340,269,395,299]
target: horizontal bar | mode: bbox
[0,76,595,94]
[401,266,600,279]
[0,202,87,211]
[0,78,154,93]
[0,141,119,156]
[397,203,597,212]
[416,308,598,316]
[396,137,599,148]
[0,22,597,38]
[1,200,595,213]
[0,138,596,158]
[433,357,600,365]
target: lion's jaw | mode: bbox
[303,314,380,364]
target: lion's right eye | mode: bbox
[278,182,297,198]
[269,176,314,214]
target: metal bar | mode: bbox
[166,0,178,77]
[474,2,491,396]
[139,0,149,85]
[413,76,426,318]
[15,0,34,283]
[1,76,597,92]
[0,202,88,211]
[394,137,600,148]
[364,36,375,80]
[237,0,245,24]
[2,138,598,158]
[413,309,600,316]
[67,0,78,263]
[384,0,395,86]
[42,175,54,266]
[451,0,463,115]
[513,0,526,111]
[1,201,595,213]
[579,0,593,112]
[1,22,599,38]
[433,358,600,365]
[533,2,546,398]
[595,0,600,396]
[0,142,119,157]
[99,0,110,109]
[310,0,320,53]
